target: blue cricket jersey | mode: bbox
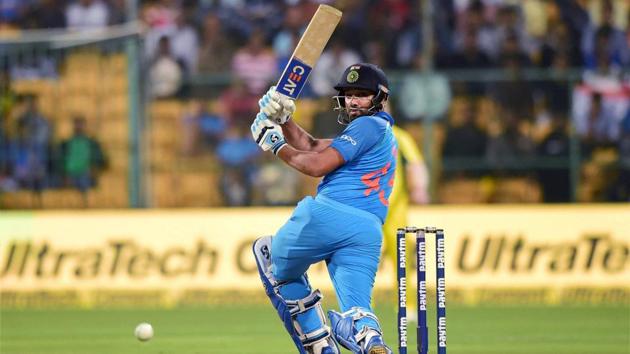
[317,112,397,223]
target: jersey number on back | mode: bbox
[361,162,394,206]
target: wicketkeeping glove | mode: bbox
[258,86,296,125]
[251,112,287,155]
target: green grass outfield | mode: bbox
[1,304,628,354]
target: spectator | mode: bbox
[148,36,184,98]
[531,93,556,145]
[108,0,127,25]
[539,22,582,68]
[231,29,277,95]
[146,12,199,74]
[363,40,387,69]
[577,93,621,153]
[9,95,52,199]
[536,111,570,202]
[493,4,537,59]
[433,0,456,56]
[582,45,624,94]
[490,38,534,121]
[393,12,423,69]
[0,0,25,29]
[498,30,533,68]
[169,12,199,74]
[485,109,536,173]
[555,0,590,54]
[440,27,493,97]
[141,0,178,30]
[60,116,106,206]
[446,28,494,69]
[9,55,57,81]
[537,52,571,115]
[362,1,408,68]
[180,100,227,155]
[217,0,284,40]
[197,13,237,75]
[582,0,627,70]
[584,26,627,71]
[65,0,109,29]
[442,97,486,177]
[335,0,371,55]
[371,0,412,35]
[23,0,66,29]
[15,95,51,149]
[215,122,260,206]
[216,79,258,127]
[456,0,500,62]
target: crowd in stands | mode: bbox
[0,94,107,206]
[1,0,629,206]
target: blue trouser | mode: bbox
[272,195,383,334]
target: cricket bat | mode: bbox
[275,4,342,100]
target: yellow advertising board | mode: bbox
[0,205,628,306]
[407,205,629,287]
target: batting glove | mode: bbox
[258,86,296,125]
[251,112,287,155]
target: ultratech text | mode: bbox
[457,234,628,273]
[1,240,218,278]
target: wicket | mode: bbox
[397,226,447,354]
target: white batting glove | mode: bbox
[258,86,296,125]
[251,112,287,155]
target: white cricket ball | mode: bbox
[134,322,154,342]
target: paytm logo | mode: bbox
[277,57,312,99]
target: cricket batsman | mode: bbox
[251,63,397,354]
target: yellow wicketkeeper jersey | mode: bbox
[383,125,424,309]
[388,125,424,209]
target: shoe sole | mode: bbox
[368,346,389,354]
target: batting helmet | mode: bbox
[333,63,390,124]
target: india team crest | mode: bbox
[347,70,359,83]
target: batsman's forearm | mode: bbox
[281,120,332,152]
[281,120,317,150]
[277,145,326,177]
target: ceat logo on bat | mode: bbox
[277,57,312,99]
[289,71,303,82]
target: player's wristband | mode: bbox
[272,141,287,155]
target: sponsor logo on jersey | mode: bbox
[339,134,357,145]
